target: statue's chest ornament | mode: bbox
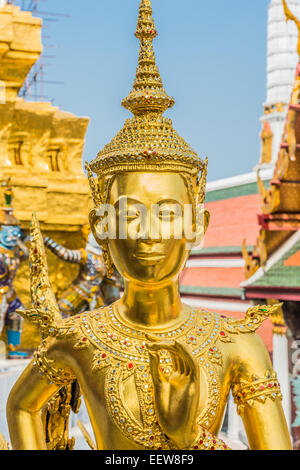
[32,303,278,449]
[75,306,227,448]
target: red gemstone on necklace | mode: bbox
[220,331,225,337]
[128,363,133,369]
[101,353,107,358]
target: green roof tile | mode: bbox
[251,240,300,288]
[206,180,270,203]
[192,246,253,256]
[180,285,243,297]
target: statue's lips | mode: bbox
[133,251,166,262]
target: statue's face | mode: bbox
[101,172,199,284]
[0,225,21,249]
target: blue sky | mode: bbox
[29,0,269,181]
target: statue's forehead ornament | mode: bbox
[87,0,207,201]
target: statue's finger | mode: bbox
[169,351,179,373]
[145,333,163,343]
[146,340,176,352]
[147,341,191,375]
[174,341,198,377]
[149,351,165,383]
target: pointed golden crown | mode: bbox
[89,0,205,182]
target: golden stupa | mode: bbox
[0,4,91,348]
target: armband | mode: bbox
[33,342,76,386]
[232,370,282,415]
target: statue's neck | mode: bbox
[117,279,188,330]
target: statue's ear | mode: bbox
[193,207,210,248]
[203,209,210,235]
[89,209,105,247]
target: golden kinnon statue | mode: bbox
[7,0,291,450]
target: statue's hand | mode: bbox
[147,338,200,449]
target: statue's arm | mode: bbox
[16,240,29,262]
[7,335,76,450]
[43,236,85,265]
[6,360,61,450]
[232,333,292,450]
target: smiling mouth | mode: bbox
[133,252,166,262]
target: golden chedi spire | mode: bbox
[90,0,205,184]
[122,0,174,116]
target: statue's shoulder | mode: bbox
[194,303,280,343]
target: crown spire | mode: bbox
[89,0,204,179]
[122,0,175,117]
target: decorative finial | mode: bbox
[1,177,12,207]
[282,0,300,59]
[122,0,175,117]
[85,162,102,206]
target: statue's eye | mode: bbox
[118,207,141,220]
[158,204,181,221]
[159,210,174,221]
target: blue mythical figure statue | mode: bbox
[0,180,28,359]
[43,230,122,318]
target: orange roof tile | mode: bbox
[284,250,300,266]
[204,194,260,248]
[181,267,245,289]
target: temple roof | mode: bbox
[242,1,300,279]
[242,231,300,299]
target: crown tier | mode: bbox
[90,0,204,179]
[122,0,174,117]
[90,114,203,176]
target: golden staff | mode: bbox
[77,420,96,450]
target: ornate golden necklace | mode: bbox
[77,304,223,449]
[33,301,281,450]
